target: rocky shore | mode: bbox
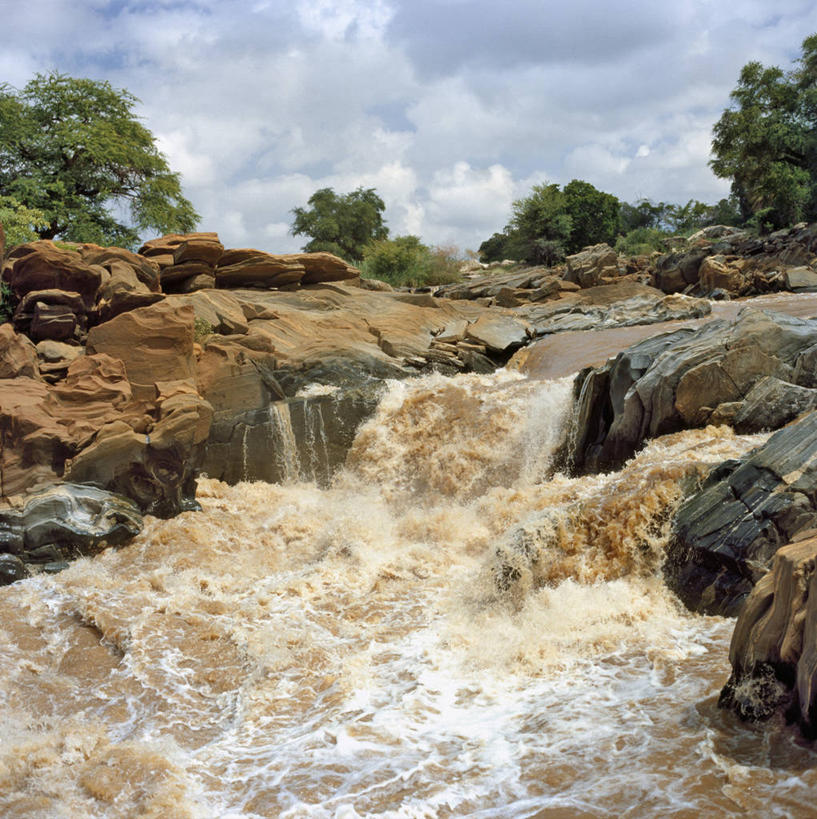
[4,223,817,737]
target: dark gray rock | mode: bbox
[664,411,817,615]
[733,377,817,432]
[0,483,143,584]
[568,309,817,474]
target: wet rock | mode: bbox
[569,309,817,474]
[719,532,817,733]
[784,267,817,292]
[733,377,817,432]
[0,483,143,583]
[0,554,29,584]
[665,411,817,615]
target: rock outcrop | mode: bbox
[665,411,817,615]
[652,222,817,297]
[564,243,620,288]
[568,309,817,475]
[0,482,143,581]
[719,531,817,736]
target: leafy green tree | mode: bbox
[291,187,388,261]
[710,34,817,231]
[0,194,48,247]
[563,179,620,252]
[0,72,199,248]
[506,182,572,265]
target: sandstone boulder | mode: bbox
[0,324,39,378]
[2,241,102,308]
[215,249,306,289]
[86,300,196,400]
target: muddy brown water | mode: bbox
[4,297,817,817]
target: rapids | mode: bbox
[2,369,817,818]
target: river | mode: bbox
[2,367,817,817]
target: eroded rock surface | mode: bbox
[719,531,817,736]
[665,411,817,615]
[568,309,817,475]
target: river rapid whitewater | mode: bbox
[3,369,817,818]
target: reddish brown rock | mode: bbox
[0,324,39,378]
[173,236,224,266]
[296,252,359,284]
[80,246,161,292]
[86,301,196,399]
[2,241,102,308]
[215,250,305,289]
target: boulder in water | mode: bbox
[665,411,817,615]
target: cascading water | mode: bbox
[2,368,817,818]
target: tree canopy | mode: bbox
[0,72,199,248]
[478,179,620,264]
[290,187,388,261]
[710,34,817,231]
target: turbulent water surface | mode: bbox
[3,369,817,818]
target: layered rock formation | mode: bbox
[567,308,817,474]
[719,531,817,735]
[665,412,817,615]
[652,222,817,296]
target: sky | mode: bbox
[2,0,816,253]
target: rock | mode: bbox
[564,244,619,288]
[172,235,224,266]
[296,252,359,284]
[95,258,164,323]
[86,300,196,400]
[65,387,213,518]
[568,309,817,474]
[168,291,248,336]
[719,532,817,734]
[784,267,817,292]
[665,411,817,615]
[733,376,817,432]
[2,241,102,308]
[0,554,28,584]
[687,225,747,243]
[0,323,39,378]
[465,313,530,352]
[161,261,216,291]
[699,255,747,295]
[81,246,161,292]
[652,248,711,293]
[0,483,142,581]
[215,249,306,289]
[138,232,221,264]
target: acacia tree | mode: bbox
[710,34,817,231]
[290,187,388,261]
[0,72,199,248]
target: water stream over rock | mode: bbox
[3,370,817,817]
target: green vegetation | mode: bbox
[711,34,817,232]
[291,187,388,261]
[478,179,621,264]
[0,195,48,247]
[0,280,13,323]
[193,317,214,343]
[0,72,199,249]
[360,235,461,287]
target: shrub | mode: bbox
[615,227,669,256]
[360,236,463,287]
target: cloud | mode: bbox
[3,0,817,253]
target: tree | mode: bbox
[563,179,620,252]
[290,187,388,261]
[505,182,572,265]
[0,72,199,248]
[710,35,817,231]
[0,195,48,247]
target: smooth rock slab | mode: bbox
[465,313,530,352]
